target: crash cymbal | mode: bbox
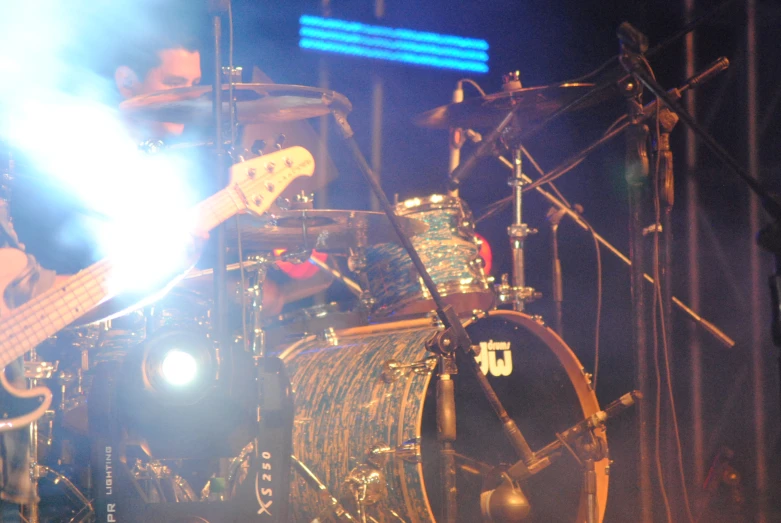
[120,83,352,124]
[414,82,609,129]
[227,210,429,255]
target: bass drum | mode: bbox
[279,310,608,522]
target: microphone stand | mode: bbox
[620,48,654,523]
[331,110,537,523]
[547,206,568,337]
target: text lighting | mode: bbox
[299,15,489,73]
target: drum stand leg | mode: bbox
[23,347,55,523]
[437,356,458,523]
[584,458,598,523]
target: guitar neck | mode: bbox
[0,188,241,369]
[0,145,316,369]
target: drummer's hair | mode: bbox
[93,1,205,80]
[115,6,204,79]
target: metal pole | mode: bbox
[211,12,229,354]
[684,0,705,490]
[746,0,768,520]
[370,0,385,212]
[370,75,384,212]
[624,84,653,523]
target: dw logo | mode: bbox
[475,340,513,377]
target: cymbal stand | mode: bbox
[506,147,539,312]
[22,348,58,523]
[332,109,537,523]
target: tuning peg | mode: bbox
[251,139,266,156]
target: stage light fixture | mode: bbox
[299,15,489,73]
[160,349,199,386]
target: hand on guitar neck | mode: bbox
[0,146,316,433]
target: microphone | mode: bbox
[683,56,729,91]
[448,81,465,175]
[502,390,641,484]
[480,477,531,522]
[557,390,642,442]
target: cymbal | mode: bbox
[120,83,352,124]
[414,83,608,129]
[227,210,429,255]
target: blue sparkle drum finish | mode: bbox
[279,310,609,522]
[365,195,494,318]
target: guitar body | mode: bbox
[0,247,53,432]
[0,247,29,317]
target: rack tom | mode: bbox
[365,194,494,318]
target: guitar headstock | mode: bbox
[229,146,315,216]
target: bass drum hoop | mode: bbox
[279,310,608,522]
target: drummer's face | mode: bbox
[120,47,202,137]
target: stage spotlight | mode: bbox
[139,328,216,405]
[160,349,198,386]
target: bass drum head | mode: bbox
[420,311,608,522]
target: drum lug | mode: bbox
[317,327,339,346]
[582,367,594,390]
[381,358,437,383]
[342,463,388,506]
[367,438,422,465]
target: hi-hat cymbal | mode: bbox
[120,83,352,124]
[414,83,610,129]
[227,210,429,255]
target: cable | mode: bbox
[459,78,487,97]
[561,56,619,85]
[640,54,696,522]
[510,146,605,388]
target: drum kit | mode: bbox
[14,40,739,522]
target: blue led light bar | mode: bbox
[299,15,489,73]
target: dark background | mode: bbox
[7,0,781,521]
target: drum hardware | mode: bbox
[308,254,364,297]
[367,439,423,465]
[290,454,358,522]
[120,83,353,126]
[317,326,339,346]
[547,205,569,336]
[380,358,437,383]
[414,82,611,131]
[342,463,388,522]
[505,146,539,312]
[35,465,94,523]
[227,209,427,255]
[473,60,735,349]
[347,246,376,312]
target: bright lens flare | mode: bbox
[160,350,198,386]
[0,2,202,293]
